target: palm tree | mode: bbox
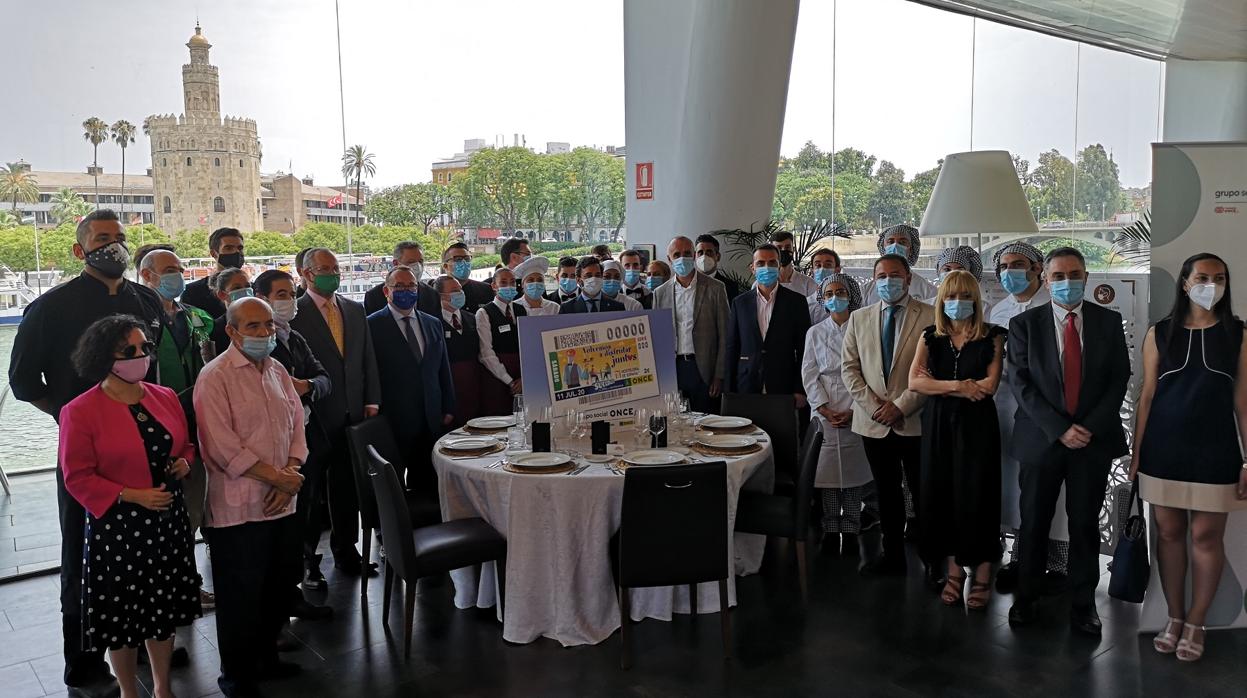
[340,145,376,230]
[0,211,19,229]
[110,120,136,217]
[50,187,91,225]
[0,162,40,213]
[82,117,109,210]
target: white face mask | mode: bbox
[695,255,717,274]
[581,277,603,297]
[271,298,298,323]
[1188,282,1224,311]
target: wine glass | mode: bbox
[562,409,580,457]
[634,407,652,449]
[651,409,667,447]
[512,394,526,423]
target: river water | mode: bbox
[0,326,61,473]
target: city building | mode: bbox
[2,160,155,228]
[431,138,487,185]
[261,174,365,234]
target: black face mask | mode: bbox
[218,251,244,269]
[85,241,129,279]
[779,250,794,267]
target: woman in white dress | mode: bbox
[801,274,876,556]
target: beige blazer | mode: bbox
[840,296,934,438]
[652,270,729,384]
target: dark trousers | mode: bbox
[56,466,109,687]
[676,356,716,414]
[301,429,359,566]
[1016,449,1111,607]
[861,431,923,560]
[206,517,299,691]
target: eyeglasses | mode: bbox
[118,341,156,359]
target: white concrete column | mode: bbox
[1162,59,1247,142]
[624,0,800,272]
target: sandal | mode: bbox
[966,580,992,611]
[1153,617,1184,654]
[941,569,967,606]
[1176,623,1206,662]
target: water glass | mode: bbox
[634,407,652,449]
[506,425,527,455]
[651,410,667,447]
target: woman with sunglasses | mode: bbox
[59,314,202,698]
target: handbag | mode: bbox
[1108,480,1150,603]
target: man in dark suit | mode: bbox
[546,255,580,305]
[440,242,494,313]
[725,244,810,399]
[366,266,454,490]
[696,233,741,300]
[619,249,652,309]
[363,241,438,316]
[1005,247,1130,636]
[559,256,625,314]
[182,227,245,317]
[289,247,383,588]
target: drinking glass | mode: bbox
[634,407,652,449]
[512,394,526,423]
[562,409,581,457]
[651,409,667,448]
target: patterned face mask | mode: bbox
[85,241,130,279]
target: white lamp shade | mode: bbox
[919,150,1039,236]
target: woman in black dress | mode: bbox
[1133,253,1247,662]
[909,270,1006,610]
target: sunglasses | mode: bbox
[118,341,156,359]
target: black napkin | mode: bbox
[591,421,610,455]
[531,422,551,452]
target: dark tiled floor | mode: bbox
[1,472,1245,697]
[0,472,61,581]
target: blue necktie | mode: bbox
[588,298,598,312]
[881,305,898,382]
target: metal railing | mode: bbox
[0,384,12,496]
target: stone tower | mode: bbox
[147,23,262,233]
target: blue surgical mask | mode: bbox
[603,280,622,297]
[672,257,695,277]
[524,282,545,300]
[943,299,976,321]
[884,242,907,257]
[228,287,253,302]
[825,296,850,314]
[559,277,578,294]
[240,334,276,361]
[814,268,834,285]
[755,266,779,287]
[448,290,466,309]
[1000,269,1032,295]
[623,270,641,286]
[646,275,666,290]
[497,286,519,302]
[875,277,906,303]
[156,272,185,301]
[452,259,471,280]
[1050,278,1085,306]
[391,289,419,310]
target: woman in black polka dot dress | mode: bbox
[60,316,202,698]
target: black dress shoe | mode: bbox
[923,563,945,591]
[1070,605,1102,636]
[302,567,326,591]
[218,677,264,698]
[291,597,334,621]
[67,678,120,698]
[860,554,906,577]
[1008,600,1037,626]
[334,557,379,577]
[995,561,1019,593]
[258,659,303,681]
[820,532,840,555]
[841,533,859,557]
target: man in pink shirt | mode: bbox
[193,297,307,698]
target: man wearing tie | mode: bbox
[653,235,729,414]
[435,275,482,430]
[362,241,438,316]
[476,267,525,416]
[367,266,454,489]
[725,244,810,401]
[558,256,625,314]
[1006,247,1130,636]
[618,249,652,309]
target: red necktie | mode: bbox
[452,313,462,331]
[1063,312,1081,414]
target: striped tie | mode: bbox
[324,299,345,356]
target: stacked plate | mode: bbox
[693,434,761,456]
[440,436,503,457]
[464,416,516,434]
[697,416,754,434]
[620,450,685,466]
[506,451,574,474]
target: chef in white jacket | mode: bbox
[801,273,876,557]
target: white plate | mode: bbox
[508,452,572,468]
[698,416,753,430]
[441,436,501,452]
[466,416,515,430]
[696,435,758,450]
[583,454,614,463]
[621,449,685,466]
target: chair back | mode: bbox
[347,417,405,530]
[366,446,417,582]
[792,420,825,539]
[721,393,799,481]
[619,462,728,588]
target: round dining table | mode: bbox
[431,423,775,646]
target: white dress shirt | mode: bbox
[1051,301,1085,361]
[756,287,778,340]
[674,275,697,354]
[611,292,643,312]
[988,284,1051,328]
[780,269,819,297]
[475,297,518,384]
[519,298,561,317]
[388,304,426,356]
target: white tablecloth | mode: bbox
[432,431,774,646]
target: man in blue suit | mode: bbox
[725,244,811,402]
[559,256,626,314]
[366,266,455,491]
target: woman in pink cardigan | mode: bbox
[59,315,202,698]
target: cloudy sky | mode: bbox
[4,0,1160,188]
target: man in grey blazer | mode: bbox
[289,247,383,588]
[652,236,729,414]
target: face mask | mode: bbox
[646,276,666,290]
[1188,282,1224,311]
[391,289,419,310]
[496,286,519,302]
[1049,278,1085,306]
[451,260,471,280]
[111,355,150,383]
[85,241,129,279]
[695,255,717,274]
[623,270,641,286]
[582,277,604,297]
[672,257,696,277]
[155,272,185,301]
[312,273,340,295]
[884,242,907,257]
[448,290,467,309]
[409,262,425,281]
[944,299,976,321]
[603,280,622,297]
[559,277,578,294]
[755,266,779,287]
[1000,269,1031,296]
[271,298,297,323]
[524,282,545,301]
[812,268,833,285]
[779,250,794,267]
[218,251,244,269]
[876,277,907,304]
[240,334,276,361]
[825,296,850,314]
[228,287,254,302]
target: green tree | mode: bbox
[110,120,136,216]
[171,229,211,258]
[772,170,829,227]
[292,222,348,252]
[1031,149,1075,221]
[243,231,297,256]
[867,161,910,228]
[366,182,453,232]
[833,148,877,179]
[0,211,18,229]
[791,141,829,171]
[566,148,622,241]
[49,187,91,224]
[1075,143,1124,221]
[0,226,37,270]
[341,145,376,231]
[455,146,535,233]
[82,117,109,209]
[0,162,39,212]
[125,224,169,248]
[792,184,840,226]
[834,172,875,229]
[525,155,564,237]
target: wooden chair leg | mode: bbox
[360,527,372,599]
[403,579,417,659]
[381,562,393,627]
[620,586,632,670]
[689,583,698,615]
[796,539,808,604]
[495,557,506,624]
[718,578,732,661]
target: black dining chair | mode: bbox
[720,393,800,495]
[346,417,442,602]
[366,446,508,658]
[733,419,823,602]
[615,461,731,669]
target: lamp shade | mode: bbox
[919,150,1039,236]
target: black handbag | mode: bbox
[1108,480,1150,603]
